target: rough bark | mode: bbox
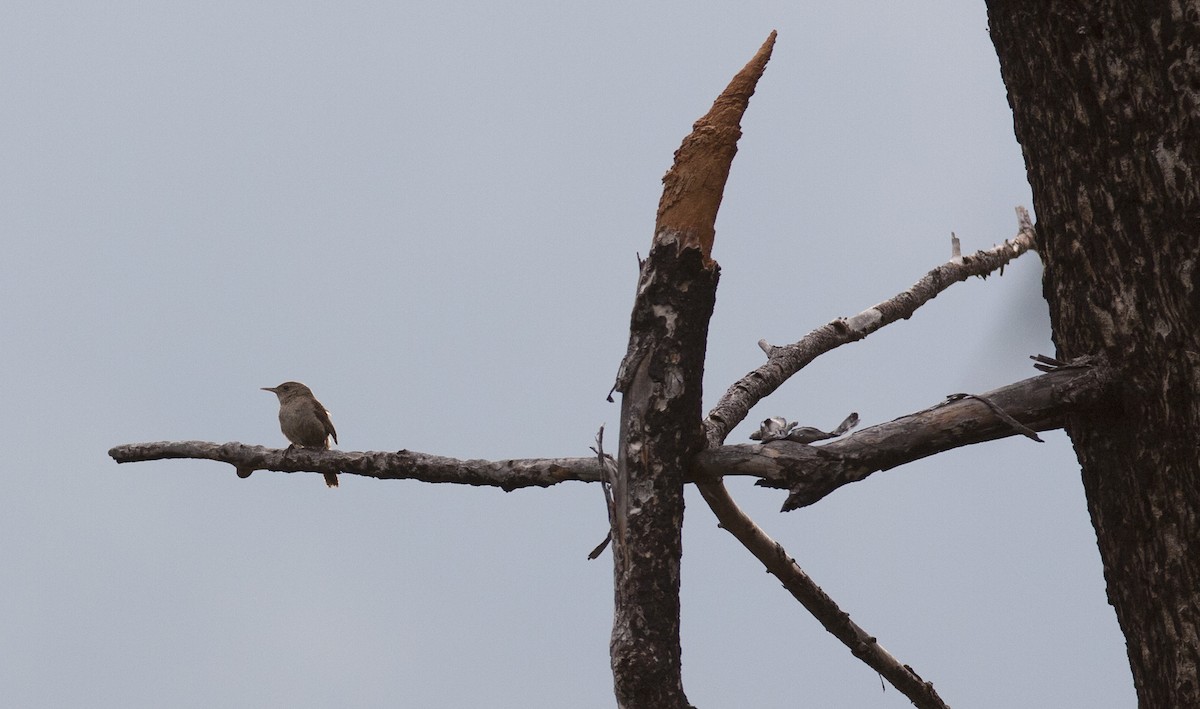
[987,3,1200,705]
[701,360,1118,510]
[607,32,774,709]
[609,234,715,709]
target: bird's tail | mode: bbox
[324,472,339,488]
[831,412,860,436]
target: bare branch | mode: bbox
[109,357,1113,500]
[110,352,1115,512]
[108,441,603,489]
[690,359,1110,698]
[703,207,1038,447]
[694,361,1116,511]
[694,478,952,709]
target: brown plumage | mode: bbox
[262,381,339,488]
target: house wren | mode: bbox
[262,381,339,488]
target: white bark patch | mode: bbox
[845,307,883,332]
[636,268,657,298]
[651,304,678,336]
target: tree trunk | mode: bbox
[608,33,774,708]
[987,3,1200,705]
[610,234,715,709]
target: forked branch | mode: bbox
[703,207,1037,447]
[690,208,1038,708]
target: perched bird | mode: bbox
[750,413,860,444]
[262,381,339,488]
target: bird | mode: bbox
[262,381,339,488]
[750,413,860,444]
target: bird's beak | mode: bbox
[261,387,276,393]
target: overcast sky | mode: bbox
[1,2,1135,707]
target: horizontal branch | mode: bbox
[109,358,1113,505]
[703,207,1038,447]
[694,359,1115,511]
[108,441,603,489]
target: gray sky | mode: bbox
[1,2,1134,707]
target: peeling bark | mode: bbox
[609,232,716,709]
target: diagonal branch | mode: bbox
[691,209,1038,705]
[694,479,951,709]
[694,360,1117,510]
[703,207,1037,447]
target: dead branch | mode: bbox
[688,209,1040,706]
[109,358,1114,505]
[696,360,1115,510]
[695,479,951,709]
[703,207,1038,447]
[107,441,603,488]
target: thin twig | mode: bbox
[588,425,618,560]
[945,393,1043,442]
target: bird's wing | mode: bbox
[312,400,338,445]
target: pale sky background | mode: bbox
[1,2,1136,708]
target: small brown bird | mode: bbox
[262,381,339,488]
